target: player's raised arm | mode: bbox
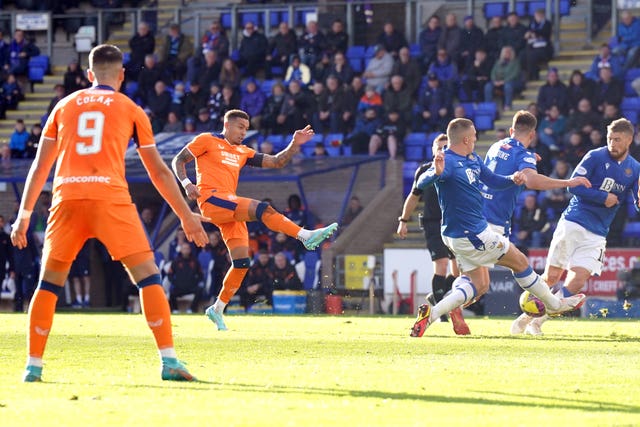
[139,146,208,247]
[520,168,591,190]
[10,136,58,249]
[261,125,314,169]
[171,146,200,201]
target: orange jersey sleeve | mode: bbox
[44,87,155,207]
[186,133,257,199]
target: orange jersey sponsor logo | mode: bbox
[186,133,257,198]
[43,87,155,207]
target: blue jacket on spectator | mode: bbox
[428,56,458,85]
[9,128,29,154]
[240,84,266,118]
[586,53,624,80]
[617,16,640,50]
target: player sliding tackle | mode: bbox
[172,111,338,331]
[409,118,585,337]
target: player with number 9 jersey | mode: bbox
[43,85,155,207]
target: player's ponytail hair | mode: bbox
[607,118,634,136]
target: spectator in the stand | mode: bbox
[218,57,241,89]
[586,43,624,80]
[312,52,332,83]
[167,243,203,314]
[342,196,363,227]
[237,21,268,78]
[272,252,303,291]
[418,15,442,72]
[564,131,591,168]
[182,80,207,119]
[536,67,569,115]
[219,83,241,116]
[527,101,542,121]
[523,9,553,81]
[501,12,528,60]
[46,84,65,117]
[8,29,39,77]
[240,79,266,130]
[565,98,602,143]
[345,107,381,154]
[139,206,155,238]
[299,20,327,68]
[184,116,196,133]
[3,73,24,112]
[484,46,523,112]
[147,80,172,134]
[284,54,312,88]
[612,10,640,70]
[318,75,346,134]
[311,142,329,157]
[285,194,315,228]
[415,72,450,132]
[157,23,193,82]
[170,81,186,118]
[343,76,365,131]
[278,80,311,134]
[515,193,550,248]
[239,249,274,310]
[69,240,91,308]
[194,107,216,133]
[567,69,595,114]
[262,82,287,135]
[266,21,297,79]
[538,104,566,150]
[63,59,89,95]
[438,13,461,65]
[461,48,491,102]
[485,16,504,64]
[593,64,624,113]
[370,108,406,159]
[11,219,39,312]
[376,21,408,58]
[543,159,573,218]
[458,15,485,71]
[137,54,165,106]
[392,46,422,97]
[25,122,41,158]
[382,75,412,131]
[201,20,229,60]
[428,49,458,99]
[600,103,622,134]
[528,132,552,177]
[631,124,640,161]
[271,232,301,263]
[363,44,394,93]
[162,111,183,133]
[9,119,28,158]
[126,21,155,81]
[326,51,354,85]
[204,230,231,300]
[0,29,10,73]
[325,19,349,56]
[589,128,606,149]
[197,49,221,91]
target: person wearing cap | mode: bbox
[536,67,569,116]
[459,15,485,71]
[375,21,408,58]
[415,72,450,132]
[183,116,196,133]
[363,44,394,93]
[194,107,216,132]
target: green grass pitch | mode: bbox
[1,313,639,426]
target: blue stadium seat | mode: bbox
[623,221,640,242]
[324,133,343,147]
[341,145,352,156]
[221,12,232,29]
[365,45,377,59]
[326,144,341,156]
[559,0,571,15]
[409,43,421,58]
[528,1,546,16]
[123,52,130,65]
[404,145,424,161]
[302,134,324,156]
[475,114,494,131]
[459,102,476,119]
[484,2,507,19]
[266,134,286,152]
[475,101,498,118]
[240,12,263,28]
[259,79,277,97]
[346,45,366,58]
[295,9,316,27]
[514,2,527,16]
[269,11,281,27]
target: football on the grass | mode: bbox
[519,291,546,317]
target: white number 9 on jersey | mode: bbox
[76,111,105,155]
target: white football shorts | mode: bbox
[546,218,606,275]
[443,226,510,273]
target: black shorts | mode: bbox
[424,221,454,261]
[69,255,90,279]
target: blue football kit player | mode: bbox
[513,118,640,335]
[410,118,585,337]
[482,111,590,237]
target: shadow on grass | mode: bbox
[103,380,640,414]
[417,334,640,343]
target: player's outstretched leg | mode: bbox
[298,223,339,251]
